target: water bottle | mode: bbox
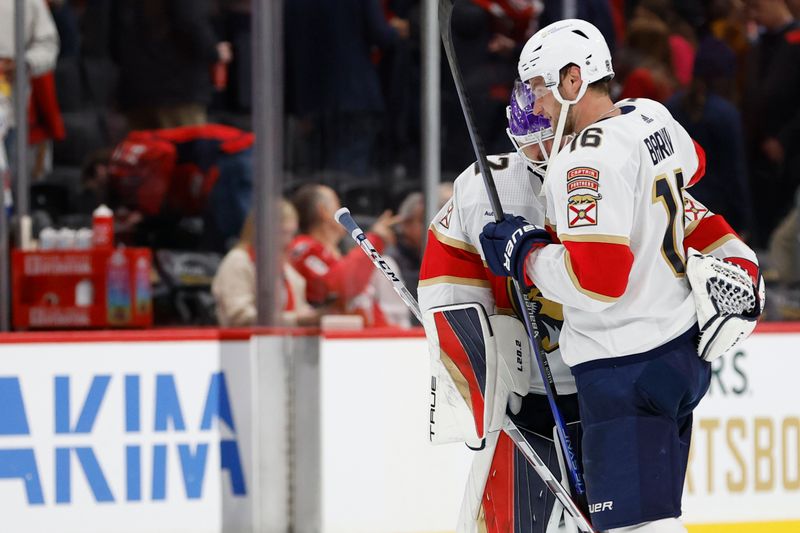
[107,248,131,325]
[75,279,94,307]
[134,256,151,316]
[93,204,114,249]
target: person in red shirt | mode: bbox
[289,184,399,326]
[619,18,678,102]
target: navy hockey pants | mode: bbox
[571,325,710,530]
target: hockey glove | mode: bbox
[686,250,765,361]
[479,214,552,288]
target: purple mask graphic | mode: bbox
[506,79,555,174]
[508,79,552,137]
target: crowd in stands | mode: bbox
[3,0,800,327]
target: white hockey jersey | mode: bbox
[419,152,576,397]
[528,98,760,367]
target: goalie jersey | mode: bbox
[528,98,760,367]
[418,153,576,401]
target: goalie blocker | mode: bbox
[423,302,531,444]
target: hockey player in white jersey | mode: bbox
[419,80,580,533]
[479,19,765,533]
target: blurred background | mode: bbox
[0,3,798,533]
[2,0,800,331]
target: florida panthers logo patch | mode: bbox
[567,193,601,227]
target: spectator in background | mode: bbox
[441,0,529,174]
[47,0,79,59]
[386,191,424,301]
[538,0,616,52]
[376,0,422,179]
[28,1,66,181]
[634,0,697,88]
[110,0,232,130]
[0,0,59,170]
[216,0,252,115]
[619,18,677,101]
[284,0,408,179]
[768,190,800,285]
[742,0,800,246]
[73,147,112,217]
[213,200,319,327]
[708,0,750,103]
[667,36,755,236]
[69,125,254,251]
[289,184,402,327]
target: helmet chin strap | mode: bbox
[539,101,570,196]
[539,81,587,196]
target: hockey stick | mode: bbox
[335,207,423,323]
[335,208,595,533]
[438,0,590,516]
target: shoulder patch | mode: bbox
[684,197,709,222]
[567,193,601,228]
[567,167,600,194]
[567,167,599,181]
[439,200,454,229]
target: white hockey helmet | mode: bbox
[518,19,614,105]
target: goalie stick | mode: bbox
[335,207,596,533]
[437,0,590,516]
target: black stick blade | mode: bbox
[436,0,504,220]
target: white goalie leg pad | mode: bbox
[456,431,500,533]
[457,423,572,533]
[686,250,765,362]
[423,302,532,443]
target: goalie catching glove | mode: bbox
[686,249,765,361]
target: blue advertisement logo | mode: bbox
[0,372,246,505]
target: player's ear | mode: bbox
[561,65,583,99]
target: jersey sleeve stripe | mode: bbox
[429,225,480,254]
[420,229,488,283]
[683,214,740,254]
[418,275,492,288]
[562,241,634,300]
[684,220,700,238]
[698,234,739,254]
[558,233,631,245]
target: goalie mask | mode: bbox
[506,79,554,176]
